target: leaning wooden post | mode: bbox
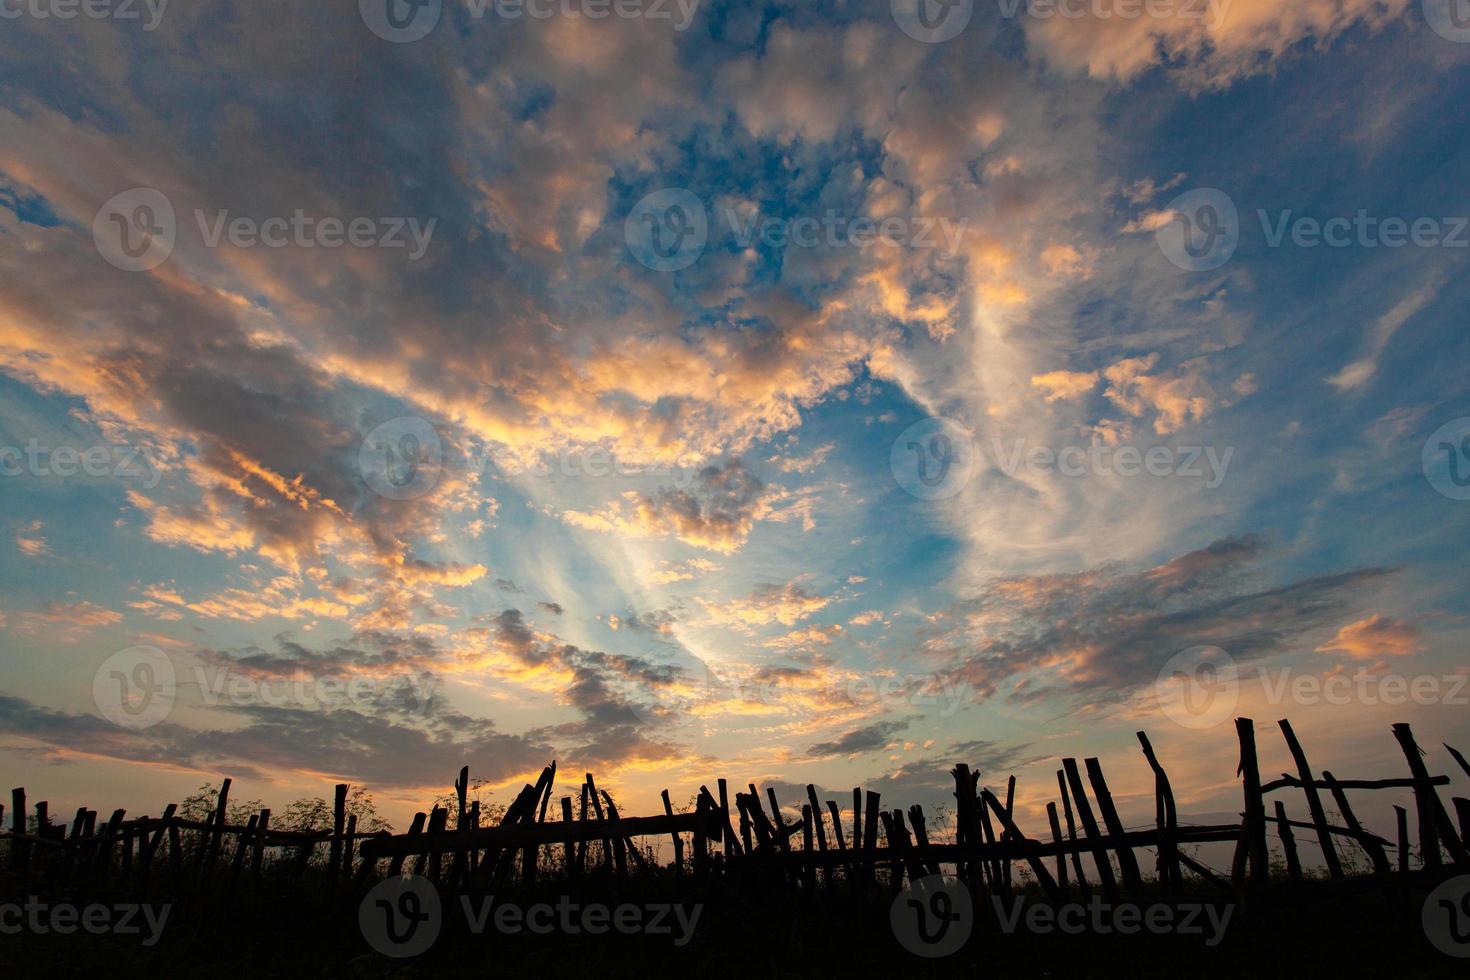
[1057,769,1091,896]
[827,800,851,877]
[1047,803,1069,894]
[1085,758,1144,895]
[1233,719,1270,884]
[661,790,684,874]
[717,779,742,857]
[1393,723,1469,866]
[1278,719,1343,878]
[981,788,1062,903]
[851,788,863,854]
[1137,731,1182,891]
[1453,799,1470,850]
[1322,770,1390,875]
[806,785,829,856]
[1274,802,1302,881]
[1062,758,1119,900]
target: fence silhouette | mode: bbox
[4,719,1469,906]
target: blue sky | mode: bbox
[0,0,1467,836]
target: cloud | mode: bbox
[1031,369,1100,403]
[698,582,833,630]
[923,535,1401,709]
[14,519,49,557]
[1327,272,1445,392]
[1020,0,1414,89]
[561,461,788,553]
[1315,613,1423,659]
[808,718,913,759]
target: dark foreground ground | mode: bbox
[1,870,1466,978]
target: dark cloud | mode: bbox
[807,717,913,758]
[925,535,1400,710]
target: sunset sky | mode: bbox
[1,0,1468,842]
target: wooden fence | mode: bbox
[4,719,1469,906]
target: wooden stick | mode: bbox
[1278,719,1343,878]
[1137,731,1182,891]
[1392,724,1469,866]
[1063,758,1119,900]
[1234,718,1270,883]
[1085,758,1144,894]
[1322,770,1390,875]
[1057,769,1090,896]
[1274,801,1302,881]
[981,788,1061,902]
[1047,802,1069,894]
[661,789,684,874]
[1395,805,1410,873]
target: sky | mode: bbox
[1,0,1468,849]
